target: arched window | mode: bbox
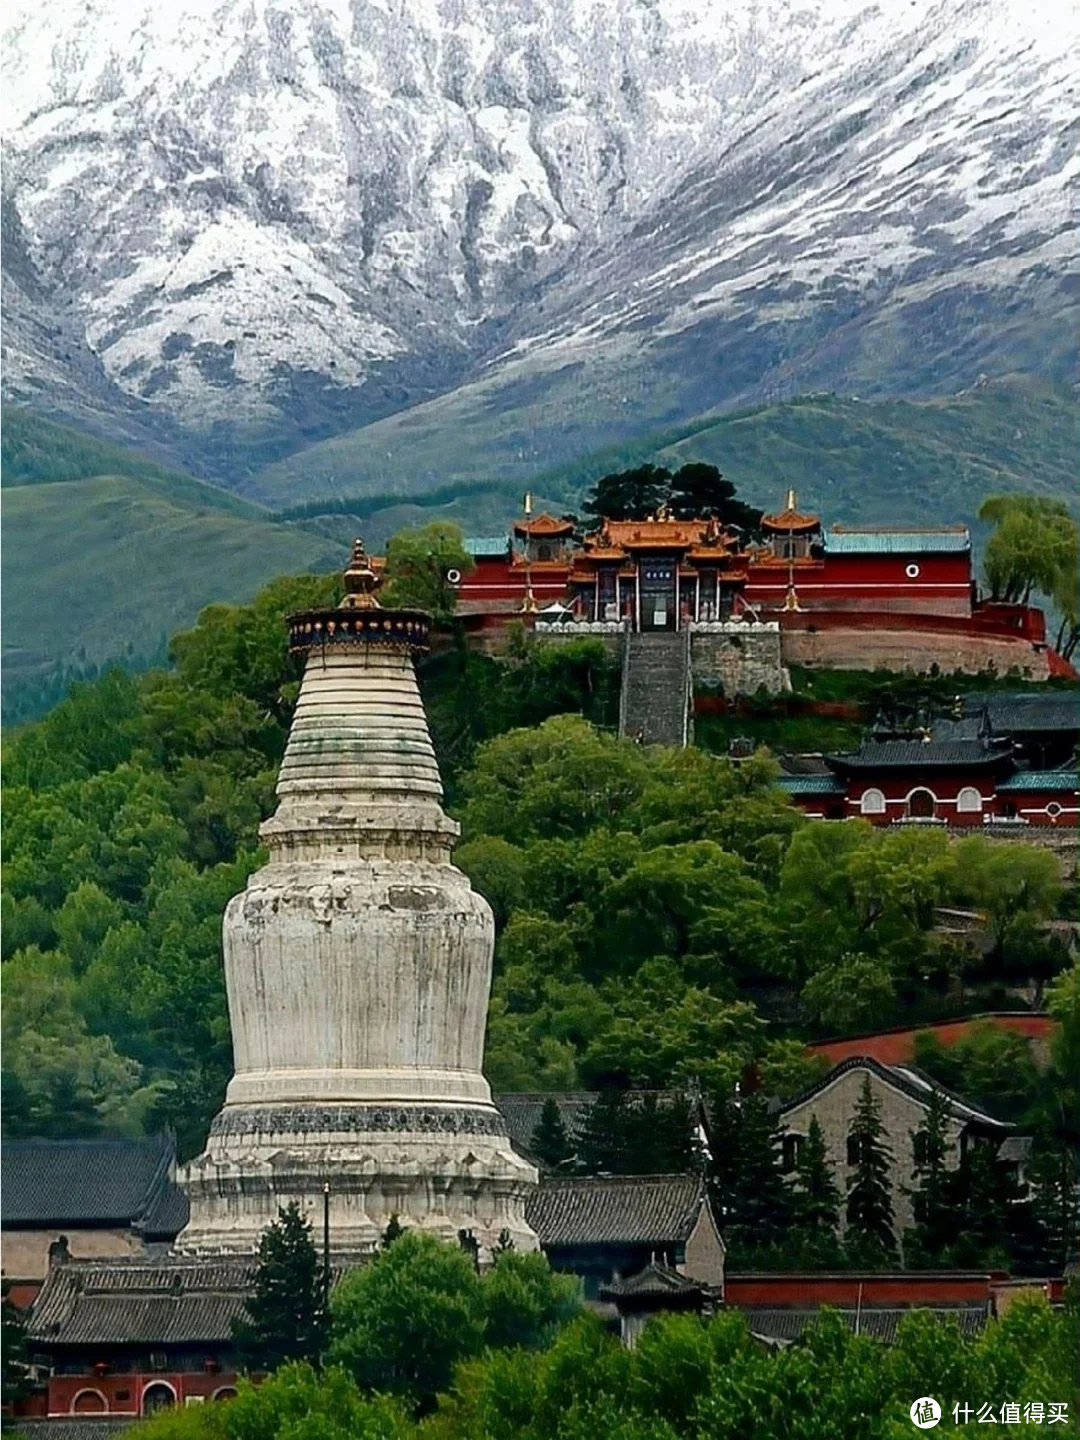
[781,1133,802,1173]
[72,1390,108,1414]
[213,1388,239,1403]
[956,786,983,814]
[142,1384,177,1416]
[860,788,886,816]
[907,788,936,819]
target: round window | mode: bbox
[905,563,921,579]
[446,568,462,585]
[1046,802,1062,818]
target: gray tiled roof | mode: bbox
[996,768,1077,793]
[28,1259,258,1347]
[964,693,1079,735]
[825,528,970,555]
[12,1423,138,1440]
[741,1304,988,1346]
[527,1175,706,1247]
[774,774,845,795]
[826,740,1011,770]
[2,1136,183,1231]
[599,1262,714,1300]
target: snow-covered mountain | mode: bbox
[2,0,1077,479]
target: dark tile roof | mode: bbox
[778,1056,1011,1133]
[527,1174,706,1247]
[13,1423,138,1440]
[826,740,1012,771]
[599,1262,715,1301]
[964,693,1080,735]
[996,767,1077,793]
[28,1258,258,1348]
[774,774,846,796]
[495,1093,597,1160]
[740,1304,988,1346]
[2,1136,182,1231]
[135,1182,190,1238]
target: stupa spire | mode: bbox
[176,542,537,1258]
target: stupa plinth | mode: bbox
[177,542,537,1258]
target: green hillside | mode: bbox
[249,376,1078,535]
[2,414,343,722]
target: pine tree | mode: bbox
[845,1076,897,1263]
[575,1086,633,1173]
[382,1213,405,1248]
[903,1084,952,1265]
[232,1202,328,1371]
[1027,1137,1080,1274]
[793,1116,841,1234]
[708,1091,794,1253]
[530,1098,574,1172]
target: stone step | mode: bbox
[620,632,692,747]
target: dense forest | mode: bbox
[2,537,1077,1273]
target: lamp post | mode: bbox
[322,1182,331,1317]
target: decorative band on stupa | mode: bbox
[175,539,537,1259]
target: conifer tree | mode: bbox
[575,1086,633,1173]
[1027,1137,1079,1274]
[232,1202,327,1371]
[845,1076,897,1263]
[708,1090,794,1252]
[530,1097,574,1171]
[793,1116,841,1233]
[382,1213,405,1248]
[903,1083,952,1264]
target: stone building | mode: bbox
[777,1058,1013,1244]
[177,541,536,1259]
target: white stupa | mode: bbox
[177,541,537,1258]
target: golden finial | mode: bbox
[785,488,797,513]
[340,537,382,610]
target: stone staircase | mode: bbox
[619,631,692,747]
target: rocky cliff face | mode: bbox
[2,0,1076,475]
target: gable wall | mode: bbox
[780,1068,966,1242]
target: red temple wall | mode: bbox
[745,553,974,617]
[44,1371,243,1418]
[784,781,1077,828]
[808,1014,1058,1068]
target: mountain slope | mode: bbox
[2,0,1076,481]
[251,376,1079,535]
[2,415,341,715]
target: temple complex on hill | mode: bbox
[176,540,537,1258]
[453,492,1070,683]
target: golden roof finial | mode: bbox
[785,488,797,513]
[340,537,382,610]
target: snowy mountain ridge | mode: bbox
[2,0,1077,479]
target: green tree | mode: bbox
[801,952,896,1034]
[232,1203,328,1372]
[1026,1136,1079,1274]
[979,496,1077,653]
[2,1277,30,1409]
[531,1097,574,1171]
[666,463,763,532]
[583,465,670,521]
[575,1086,635,1174]
[380,521,474,623]
[708,1090,794,1254]
[952,836,1062,962]
[329,1231,484,1408]
[479,1249,582,1350]
[844,1075,897,1263]
[791,1116,841,1234]
[903,1083,953,1265]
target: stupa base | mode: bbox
[175,1101,538,1261]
